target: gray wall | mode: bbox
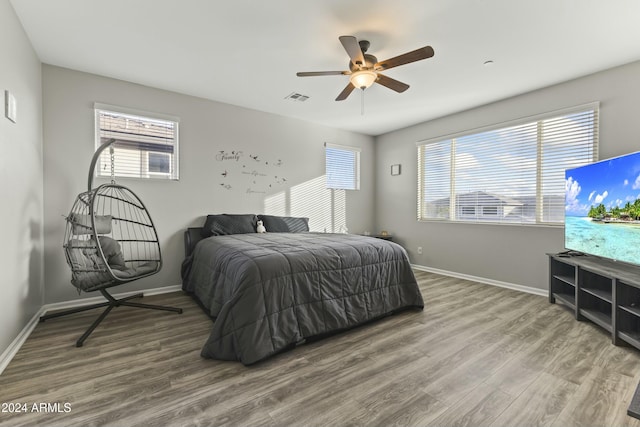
[0,0,44,355]
[375,59,640,291]
[42,65,375,304]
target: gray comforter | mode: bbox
[181,232,424,365]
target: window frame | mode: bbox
[325,142,361,191]
[94,103,180,181]
[417,103,599,226]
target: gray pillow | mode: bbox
[70,214,112,235]
[201,214,258,237]
[98,236,127,270]
[258,215,309,233]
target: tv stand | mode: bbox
[548,253,640,349]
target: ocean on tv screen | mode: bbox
[565,216,640,265]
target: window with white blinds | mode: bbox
[95,104,179,181]
[326,143,360,190]
[418,103,599,225]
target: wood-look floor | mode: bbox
[2,270,640,426]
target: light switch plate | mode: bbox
[5,90,16,123]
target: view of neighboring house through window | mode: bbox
[418,103,599,225]
[95,104,179,181]
[325,143,360,190]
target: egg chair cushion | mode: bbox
[67,239,114,291]
[112,262,160,279]
[70,214,113,235]
[98,236,127,270]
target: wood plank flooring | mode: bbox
[1,270,640,426]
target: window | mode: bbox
[482,206,498,216]
[461,206,476,216]
[147,152,171,175]
[325,143,360,190]
[418,103,598,225]
[95,104,179,180]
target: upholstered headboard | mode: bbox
[184,213,311,257]
[184,227,205,258]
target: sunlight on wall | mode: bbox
[264,175,346,233]
[263,191,286,216]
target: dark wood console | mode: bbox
[548,253,640,349]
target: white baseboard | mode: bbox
[40,285,183,313]
[411,264,548,297]
[0,307,47,377]
[0,284,183,376]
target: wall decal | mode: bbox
[216,149,288,195]
[242,170,267,178]
[216,150,243,162]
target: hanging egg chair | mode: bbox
[40,139,182,347]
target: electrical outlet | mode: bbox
[417,246,423,254]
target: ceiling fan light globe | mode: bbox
[349,71,377,89]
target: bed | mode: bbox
[181,214,424,365]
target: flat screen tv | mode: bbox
[565,150,640,266]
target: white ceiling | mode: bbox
[10,0,640,136]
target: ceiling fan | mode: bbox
[296,36,435,101]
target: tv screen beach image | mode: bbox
[565,151,640,265]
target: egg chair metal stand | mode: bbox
[39,139,182,347]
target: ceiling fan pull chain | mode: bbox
[361,89,365,115]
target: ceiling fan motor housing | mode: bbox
[349,54,378,72]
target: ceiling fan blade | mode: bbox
[375,73,410,93]
[297,71,350,77]
[335,82,356,101]
[339,35,365,67]
[375,46,434,71]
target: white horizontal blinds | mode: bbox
[96,108,179,180]
[454,122,537,223]
[326,144,360,190]
[418,140,451,219]
[540,109,598,223]
[417,104,598,225]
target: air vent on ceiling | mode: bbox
[285,92,310,102]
